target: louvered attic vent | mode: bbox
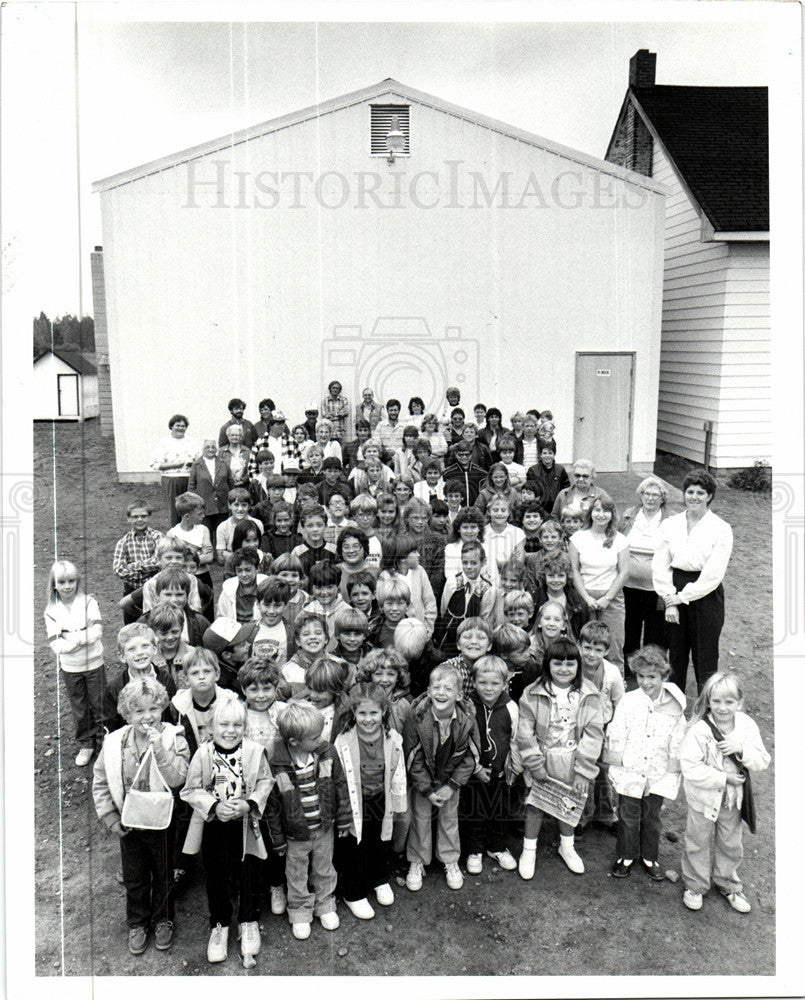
[370,104,410,155]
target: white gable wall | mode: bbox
[99,93,665,478]
[652,143,770,469]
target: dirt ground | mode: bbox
[33,420,775,978]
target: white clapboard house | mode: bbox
[606,50,769,471]
[92,79,667,481]
[33,347,99,422]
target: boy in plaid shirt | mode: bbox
[113,501,165,623]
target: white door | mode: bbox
[57,374,80,417]
[574,354,633,472]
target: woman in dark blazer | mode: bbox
[187,438,234,540]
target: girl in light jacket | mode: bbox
[679,672,770,915]
[334,682,408,920]
[605,644,686,881]
[516,637,604,879]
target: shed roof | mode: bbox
[630,85,768,232]
[93,78,665,195]
[34,348,97,375]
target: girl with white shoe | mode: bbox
[679,672,770,915]
[516,637,604,879]
[335,682,408,920]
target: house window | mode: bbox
[370,104,410,156]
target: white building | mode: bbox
[33,348,99,421]
[92,79,667,481]
[606,51,770,471]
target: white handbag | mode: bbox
[120,745,174,831]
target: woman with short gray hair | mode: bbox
[621,475,671,660]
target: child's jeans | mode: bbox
[201,818,261,927]
[407,788,460,866]
[120,825,175,929]
[259,820,286,889]
[580,760,618,828]
[682,802,743,895]
[616,792,663,862]
[339,792,391,901]
[585,589,625,671]
[460,775,510,855]
[285,827,337,924]
[61,667,106,747]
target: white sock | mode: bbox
[560,834,575,850]
[522,837,537,851]
[620,858,633,866]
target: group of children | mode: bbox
[43,391,771,969]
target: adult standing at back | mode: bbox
[321,379,351,442]
[150,414,201,527]
[552,459,612,520]
[354,387,384,434]
[651,470,733,693]
[218,397,257,449]
[569,496,630,670]
[188,438,234,542]
[620,476,671,661]
[526,440,570,518]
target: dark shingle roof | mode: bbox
[34,347,97,375]
[632,85,768,232]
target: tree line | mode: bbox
[33,312,95,358]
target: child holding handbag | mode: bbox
[92,677,190,956]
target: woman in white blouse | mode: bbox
[621,476,672,661]
[569,496,631,670]
[651,470,733,693]
[419,413,449,459]
[150,413,201,526]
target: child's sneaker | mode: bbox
[292,921,311,940]
[270,886,287,915]
[128,926,148,955]
[518,846,537,881]
[445,862,464,890]
[406,861,425,891]
[319,911,340,931]
[487,849,517,871]
[374,883,394,906]
[345,898,375,920]
[154,921,174,950]
[558,840,585,874]
[723,891,751,913]
[75,748,94,767]
[683,889,703,911]
[239,920,261,957]
[466,853,483,875]
[207,923,229,962]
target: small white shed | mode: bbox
[33,348,99,421]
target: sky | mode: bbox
[1,5,770,320]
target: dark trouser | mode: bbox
[616,793,663,863]
[61,667,107,746]
[162,476,189,527]
[460,775,510,855]
[259,820,286,889]
[195,570,215,622]
[667,569,724,693]
[580,760,617,828]
[339,793,390,902]
[120,825,175,928]
[201,818,261,927]
[204,513,224,545]
[122,581,141,625]
[623,587,666,662]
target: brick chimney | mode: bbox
[629,49,656,88]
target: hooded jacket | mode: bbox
[468,688,521,778]
[335,725,407,843]
[516,677,604,783]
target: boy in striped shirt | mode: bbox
[266,703,350,940]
